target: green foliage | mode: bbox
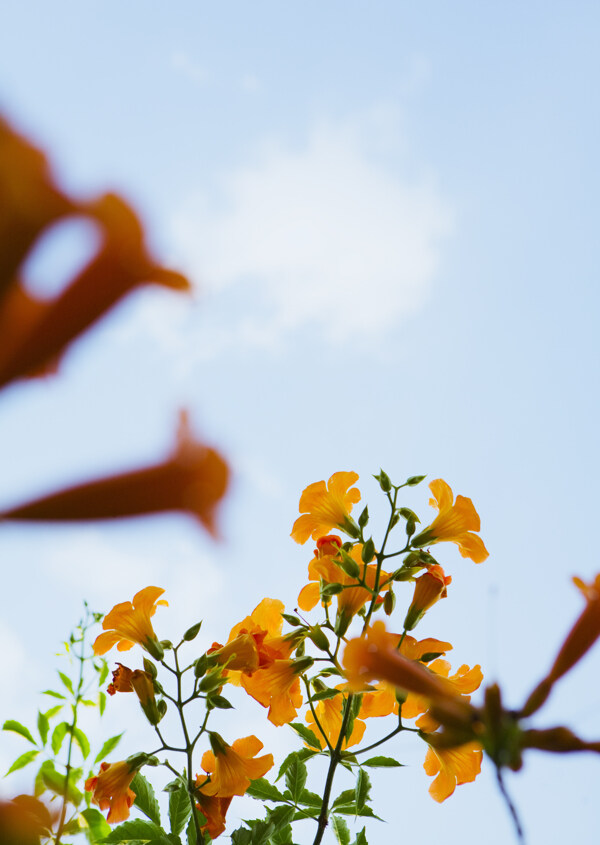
[168,783,192,836]
[130,772,161,825]
[2,719,36,744]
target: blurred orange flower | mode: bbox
[0,412,229,535]
[412,479,488,563]
[291,472,361,544]
[85,761,137,823]
[93,586,167,659]
[199,734,273,798]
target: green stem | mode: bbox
[311,694,354,845]
[171,650,203,845]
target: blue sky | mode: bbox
[1,3,599,843]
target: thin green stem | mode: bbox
[311,693,354,845]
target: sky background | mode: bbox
[1,2,599,843]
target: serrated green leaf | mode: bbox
[82,807,112,843]
[275,748,317,782]
[5,749,40,775]
[289,722,321,750]
[131,772,161,825]
[266,804,296,829]
[297,789,322,809]
[2,719,36,744]
[352,826,368,845]
[332,815,350,845]
[310,688,341,703]
[355,769,371,811]
[168,785,192,836]
[361,756,403,768]
[58,671,74,695]
[271,822,294,845]
[334,804,381,820]
[245,778,286,802]
[332,789,355,808]
[43,689,66,700]
[285,756,307,803]
[51,721,70,755]
[100,818,163,843]
[37,711,49,746]
[73,726,91,759]
[94,733,124,764]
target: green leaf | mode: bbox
[58,671,74,695]
[310,688,341,703]
[297,789,322,809]
[183,621,202,641]
[289,722,321,750]
[206,694,233,710]
[168,785,192,836]
[42,689,66,700]
[97,662,110,685]
[2,719,36,744]
[275,748,317,782]
[41,761,83,803]
[43,704,63,721]
[81,699,97,706]
[245,778,286,802]
[352,827,368,845]
[361,756,403,768]
[73,726,91,759]
[131,772,161,825]
[285,756,307,803]
[355,769,371,811]
[266,804,296,829]
[332,815,350,845]
[94,733,124,764]
[186,809,207,845]
[99,691,107,716]
[101,818,163,843]
[81,808,112,843]
[5,749,40,775]
[344,695,363,743]
[37,711,49,746]
[51,721,70,755]
[334,805,381,820]
[332,789,356,808]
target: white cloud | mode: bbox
[170,112,453,348]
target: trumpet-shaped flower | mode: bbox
[407,660,483,731]
[305,688,366,749]
[0,412,229,536]
[93,586,167,659]
[194,791,232,840]
[85,761,137,823]
[423,741,483,802]
[404,565,452,631]
[199,734,273,797]
[412,479,488,563]
[241,658,308,726]
[291,472,361,544]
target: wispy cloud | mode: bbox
[169,111,453,351]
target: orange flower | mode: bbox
[0,412,229,535]
[423,741,483,802]
[305,688,366,750]
[199,734,273,797]
[0,191,190,388]
[404,565,452,631]
[298,539,390,622]
[223,598,293,688]
[0,795,53,845]
[208,634,260,673]
[291,472,361,544]
[412,479,488,563]
[407,660,483,731]
[107,663,135,695]
[85,761,137,823]
[241,658,307,726]
[195,791,233,840]
[93,586,167,660]
[522,573,600,716]
[343,621,456,704]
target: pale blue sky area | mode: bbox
[0,3,599,843]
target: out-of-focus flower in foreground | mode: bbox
[85,761,137,824]
[404,564,452,631]
[0,412,229,535]
[291,472,361,544]
[412,479,489,563]
[93,586,167,661]
[199,734,274,797]
[0,796,53,845]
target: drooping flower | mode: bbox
[199,734,274,798]
[412,479,489,563]
[194,790,233,840]
[0,412,229,536]
[208,634,260,674]
[305,687,366,750]
[291,472,361,544]
[343,621,456,704]
[222,598,293,688]
[423,741,483,802]
[522,573,600,716]
[241,657,309,726]
[107,663,135,695]
[93,587,167,660]
[404,565,452,631]
[407,660,483,732]
[85,761,137,823]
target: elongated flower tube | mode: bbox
[404,565,452,631]
[199,734,273,798]
[291,472,361,544]
[85,761,138,823]
[0,412,228,535]
[93,586,167,660]
[0,193,190,388]
[412,479,488,563]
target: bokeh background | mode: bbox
[1,3,599,843]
